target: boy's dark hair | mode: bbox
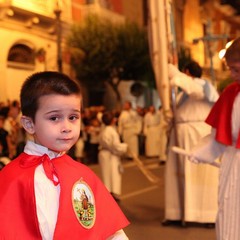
[20,71,81,121]
[224,38,240,64]
[184,61,202,78]
[102,112,114,126]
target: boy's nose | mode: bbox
[61,121,71,133]
[62,128,71,133]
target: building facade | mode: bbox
[0,0,149,108]
[0,0,73,102]
[1,0,239,106]
[173,0,240,84]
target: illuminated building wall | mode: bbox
[0,0,73,102]
[0,0,142,105]
[183,0,205,66]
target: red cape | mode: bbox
[0,153,129,239]
[205,82,240,148]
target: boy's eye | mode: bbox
[49,116,59,121]
[69,115,80,121]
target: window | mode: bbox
[7,43,35,70]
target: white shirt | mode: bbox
[24,141,61,240]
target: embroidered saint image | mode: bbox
[72,180,96,229]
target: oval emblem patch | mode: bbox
[72,179,96,229]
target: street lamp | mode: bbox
[54,1,62,72]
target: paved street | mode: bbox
[90,157,216,240]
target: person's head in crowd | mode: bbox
[136,106,144,117]
[148,105,155,114]
[224,37,240,83]
[0,106,9,119]
[101,112,116,126]
[8,100,20,119]
[183,61,202,78]
[123,101,132,111]
[90,118,101,127]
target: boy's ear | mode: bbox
[21,116,35,134]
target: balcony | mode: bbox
[0,0,71,36]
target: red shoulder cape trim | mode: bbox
[205,82,240,148]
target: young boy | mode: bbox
[189,37,240,240]
[0,71,129,239]
[98,112,128,201]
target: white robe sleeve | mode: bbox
[190,129,226,164]
[203,80,219,103]
[100,127,128,156]
[168,63,204,99]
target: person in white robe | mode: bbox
[164,61,219,225]
[189,37,240,240]
[143,105,160,157]
[98,111,128,200]
[118,101,141,158]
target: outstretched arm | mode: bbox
[190,129,226,164]
[168,63,204,99]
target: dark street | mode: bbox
[90,158,216,240]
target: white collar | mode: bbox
[24,140,64,160]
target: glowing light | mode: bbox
[219,40,234,59]
[225,40,233,49]
[218,49,226,59]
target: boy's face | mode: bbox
[227,61,240,83]
[22,94,81,153]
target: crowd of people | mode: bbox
[0,99,169,167]
[67,102,169,165]
[0,100,25,168]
